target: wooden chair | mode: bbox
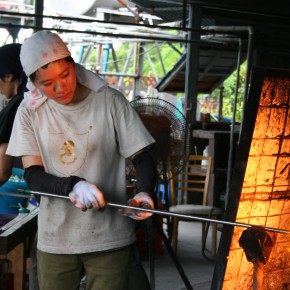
[168,155,223,258]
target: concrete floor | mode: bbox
[141,220,221,290]
[79,219,220,290]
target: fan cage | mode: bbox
[130,97,190,179]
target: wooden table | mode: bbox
[0,208,38,290]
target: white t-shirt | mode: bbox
[7,86,155,254]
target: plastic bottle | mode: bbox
[201,146,209,166]
[18,203,30,214]
[202,113,211,130]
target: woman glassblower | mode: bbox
[7,31,157,290]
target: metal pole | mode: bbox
[240,26,254,141]
[34,0,44,31]
[218,86,224,121]
[9,190,290,235]
[184,4,201,124]
[225,38,243,210]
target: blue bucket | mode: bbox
[0,168,28,214]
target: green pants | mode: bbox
[37,245,132,290]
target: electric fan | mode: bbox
[129,96,190,181]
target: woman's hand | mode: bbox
[69,181,106,211]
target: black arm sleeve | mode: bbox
[132,151,158,196]
[24,165,85,201]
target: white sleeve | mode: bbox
[6,106,41,157]
[111,90,155,158]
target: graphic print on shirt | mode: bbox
[59,140,77,165]
[48,126,92,175]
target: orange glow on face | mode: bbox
[33,59,77,105]
[222,72,290,290]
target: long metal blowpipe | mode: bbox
[7,189,290,235]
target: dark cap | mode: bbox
[0,43,22,75]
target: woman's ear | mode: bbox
[3,73,13,82]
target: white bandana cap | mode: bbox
[20,30,71,77]
[19,30,108,110]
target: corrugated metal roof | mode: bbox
[128,0,248,93]
[156,47,246,93]
[129,0,184,22]
[129,0,290,93]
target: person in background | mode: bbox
[7,30,157,290]
[0,43,39,290]
[0,43,26,184]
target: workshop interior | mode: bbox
[0,1,290,290]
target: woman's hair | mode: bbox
[0,43,23,82]
[29,55,74,82]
